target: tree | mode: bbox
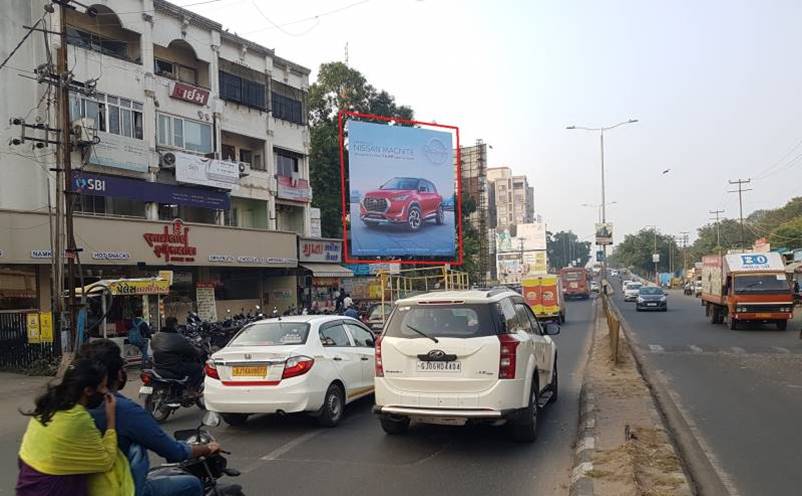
[769,217,802,250]
[688,218,755,262]
[609,228,679,276]
[547,231,591,270]
[308,62,413,238]
[459,193,481,283]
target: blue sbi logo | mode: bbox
[741,254,768,265]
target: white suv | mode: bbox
[373,289,559,442]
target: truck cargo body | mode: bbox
[560,268,590,300]
[701,252,793,330]
[523,275,565,323]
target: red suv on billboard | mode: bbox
[359,177,444,231]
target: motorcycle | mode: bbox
[149,411,245,496]
[139,336,211,423]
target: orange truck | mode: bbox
[523,274,565,323]
[701,252,794,330]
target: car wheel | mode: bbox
[407,205,422,231]
[221,413,249,426]
[317,383,345,427]
[362,219,378,228]
[776,319,788,331]
[510,379,539,443]
[379,414,410,435]
[435,205,444,225]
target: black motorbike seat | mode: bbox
[149,369,189,384]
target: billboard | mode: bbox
[342,115,458,262]
[595,222,613,245]
[516,222,548,251]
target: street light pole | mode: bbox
[569,119,638,290]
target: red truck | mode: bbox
[560,267,590,300]
[701,252,793,330]
[360,177,444,231]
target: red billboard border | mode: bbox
[338,109,463,266]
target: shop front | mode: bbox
[0,210,299,320]
[297,238,352,312]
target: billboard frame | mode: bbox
[338,109,463,266]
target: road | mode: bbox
[349,203,456,257]
[611,282,802,496]
[0,300,593,495]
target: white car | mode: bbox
[374,289,559,442]
[624,282,643,302]
[204,315,376,427]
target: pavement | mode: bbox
[610,280,802,496]
[349,203,456,257]
[0,299,594,495]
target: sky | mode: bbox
[186,0,802,245]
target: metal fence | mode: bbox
[0,311,61,371]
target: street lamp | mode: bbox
[644,224,659,284]
[581,201,617,223]
[567,119,638,290]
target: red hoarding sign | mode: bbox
[276,175,311,202]
[170,82,210,106]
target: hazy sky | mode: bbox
[187,0,802,245]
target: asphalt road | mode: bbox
[611,281,802,496]
[0,300,592,495]
[349,203,456,257]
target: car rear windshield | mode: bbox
[380,178,418,190]
[384,304,497,339]
[639,287,663,295]
[734,275,790,294]
[228,322,310,346]
[626,283,642,290]
[563,272,583,281]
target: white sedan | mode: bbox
[204,315,376,427]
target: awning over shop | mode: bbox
[299,263,354,278]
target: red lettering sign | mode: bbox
[170,82,210,106]
[143,219,197,263]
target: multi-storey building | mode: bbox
[487,167,534,233]
[457,140,489,284]
[0,0,315,320]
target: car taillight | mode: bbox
[140,372,152,385]
[282,356,314,379]
[204,360,220,380]
[375,336,384,377]
[498,334,520,379]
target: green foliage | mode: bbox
[608,228,679,276]
[769,216,802,250]
[547,231,591,270]
[308,62,413,238]
[459,192,481,283]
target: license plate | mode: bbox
[414,416,467,426]
[416,361,461,373]
[647,303,657,307]
[755,313,772,318]
[232,366,267,377]
[139,386,153,395]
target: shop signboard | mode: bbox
[516,223,548,251]
[195,283,217,322]
[143,219,197,263]
[343,263,401,276]
[310,208,322,238]
[595,223,613,246]
[344,118,457,260]
[107,279,171,295]
[88,131,149,173]
[174,152,240,191]
[39,312,53,343]
[73,172,230,210]
[170,81,210,106]
[26,313,40,344]
[276,176,312,202]
[299,238,342,263]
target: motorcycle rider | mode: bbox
[78,339,220,496]
[150,317,204,393]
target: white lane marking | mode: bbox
[649,344,665,352]
[689,345,703,353]
[260,430,325,461]
[787,384,802,389]
[772,346,790,354]
[731,346,746,354]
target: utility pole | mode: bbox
[518,237,526,279]
[654,229,658,284]
[679,231,689,274]
[728,179,752,249]
[709,209,725,249]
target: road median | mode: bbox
[570,298,691,496]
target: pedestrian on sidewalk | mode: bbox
[127,310,152,369]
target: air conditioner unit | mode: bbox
[238,161,251,178]
[72,118,95,144]
[159,151,177,169]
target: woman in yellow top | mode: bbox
[16,357,119,496]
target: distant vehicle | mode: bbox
[560,267,590,300]
[523,274,565,323]
[636,286,667,312]
[204,316,376,427]
[623,282,643,302]
[701,252,793,330]
[694,280,703,297]
[590,281,600,293]
[360,177,444,231]
[373,289,560,442]
[364,302,393,333]
[623,279,632,287]
[609,270,619,277]
[683,282,693,295]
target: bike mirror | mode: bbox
[255,304,261,310]
[202,411,221,427]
